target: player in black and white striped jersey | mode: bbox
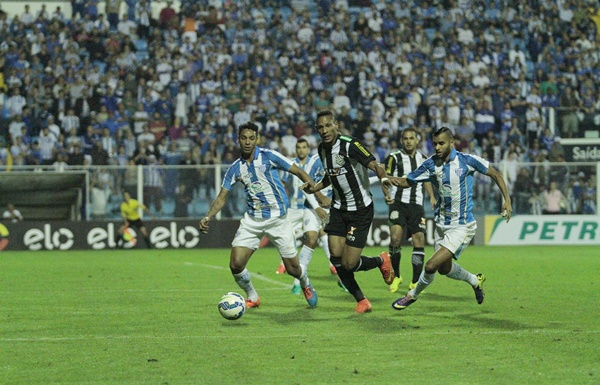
[303,109,394,313]
[383,128,437,293]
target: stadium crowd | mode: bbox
[0,0,597,216]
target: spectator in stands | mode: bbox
[514,167,534,214]
[474,99,495,145]
[3,203,23,222]
[159,0,178,30]
[543,180,567,215]
[559,86,580,139]
[525,102,542,147]
[143,154,164,213]
[582,177,597,215]
[1,0,599,220]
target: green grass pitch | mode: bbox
[2,246,599,385]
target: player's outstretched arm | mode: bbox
[486,166,513,222]
[200,188,230,234]
[289,164,316,189]
[366,160,392,188]
[389,176,411,188]
[302,175,330,195]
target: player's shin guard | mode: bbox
[445,262,478,286]
[411,247,425,283]
[411,270,436,298]
[354,255,381,271]
[320,235,331,260]
[233,268,258,301]
[298,264,310,288]
[298,245,314,268]
[331,256,365,301]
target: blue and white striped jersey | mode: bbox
[284,154,332,210]
[407,148,489,225]
[222,147,293,218]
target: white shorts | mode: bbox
[288,207,323,239]
[434,221,477,259]
[232,213,297,259]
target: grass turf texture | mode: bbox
[2,246,598,385]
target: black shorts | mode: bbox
[325,204,373,248]
[127,218,146,229]
[388,202,425,237]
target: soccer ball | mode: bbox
[218,292,246,320]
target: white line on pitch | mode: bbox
[184,262,290,288]
[3,329,599,342]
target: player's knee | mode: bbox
[411,233,425,246]
[390,234,402,247]
[424,260,438,274]
[229,261,245,274]
[304,234,319,248]
[436,260,452,275]
[341,259,358,271]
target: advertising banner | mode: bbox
[561,143,600,162]
[484,215,600,245]
[0,220,234,251]
[0,218,440,251]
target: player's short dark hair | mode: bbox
[433,126,454,140]
[316,109,335,120]
[296,137,309,146]
[238,121,259,135]
[401,127,419,138]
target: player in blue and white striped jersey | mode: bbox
[200,122,322,309]
[391,127,512,311]
[278,138,338,294]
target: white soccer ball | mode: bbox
[218,292,246,320]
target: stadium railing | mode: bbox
[1,161,598,221]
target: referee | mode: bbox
[119,191,154,248]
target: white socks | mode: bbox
[298,245,314,267]
[409,263,478,299]
[446,262,478,286]
[320,235,332,264]
[299,264,310,288]
[293,246,314,287]
[410,270,436,298]
[233,268,258,301]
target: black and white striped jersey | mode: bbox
[318,135,375,211]
[384,150,426,205]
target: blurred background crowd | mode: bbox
[0,0,597,219]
